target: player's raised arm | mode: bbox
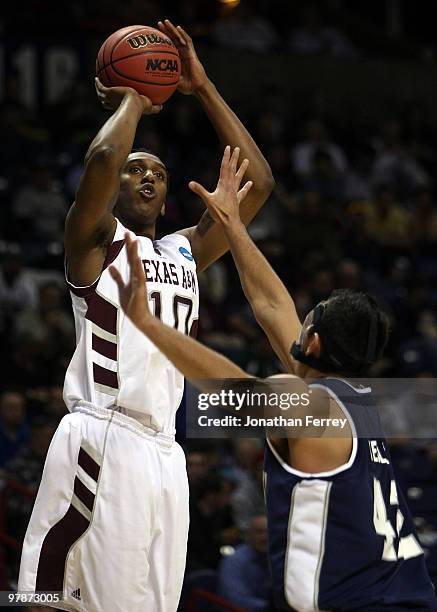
[189,147,301,373]
[65,79,162,287]
[109,232,248,380]
[157,19,275,273]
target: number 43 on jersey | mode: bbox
[373,477,423,561]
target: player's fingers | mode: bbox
[157,21,169,35]
[95,77,103,90]
[235,158,250,188]
[94,77,109,94]
[125,233,137,268]
[189,181,211,202]
[176,25,193,44]
[149,104,163,114]
[125,233,138,264]
[132,242,146,284]
[220,145,231,179]
[126,233,145,283]
[230,146,240,176]
[109,265,125,289]
[164,19,186,46]
[237,181,253,204]
[126,238,143,287]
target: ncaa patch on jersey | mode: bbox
[179,247,194,261]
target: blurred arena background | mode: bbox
[1,1,437,609]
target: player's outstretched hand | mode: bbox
[109,233,152,330]
[157,19,208,95]
[95,77,162,114]
[189,146,253,226]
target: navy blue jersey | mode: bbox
[264,377,437,611]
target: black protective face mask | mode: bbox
[290,300,378,376]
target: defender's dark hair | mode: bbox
[321,289,389,367]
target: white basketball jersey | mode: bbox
[64,219,199,434]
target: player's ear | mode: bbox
[306,332,321,358]
[160,202,166,216]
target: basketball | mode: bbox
[96,25,181,105]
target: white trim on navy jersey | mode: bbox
[284,479,332,611]
[266,382,358,478]
[326,377,372,393]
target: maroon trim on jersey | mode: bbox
[86,294,118,335]
[78,447,100,483]
[35,505,89,592]
[74,476,95,513]
[189,318,199,338]
[93,362,118,390]
[152,241,162,256]
[92,333,117,361]
[65,238,125,298]
[103,239,125,270]
[65,266,99,298]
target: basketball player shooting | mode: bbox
[17,19,274,612]
[113,146,437,611]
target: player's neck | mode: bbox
[116,213,156,240]
[302,366,330,380]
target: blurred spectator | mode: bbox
[0,247,37,334]
[371,120,429,195]
[336,258,365,292]
[186,445,213,492]
[292,119,348,180]
[217,514,273,612]
[302,147,345,204]
[212,3,279,53]
[362,184,411,248]
[398,310,437,376]
[12,159,68,243]
[343,146,374,202]
[186,474,234,572]
[3,418,57,579]
[410,188,437,251]
[13,281,75,364]
[0,390,29,467]
[231,444,265,533]
[289,4,358,59]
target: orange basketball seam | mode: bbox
[102,37,113,86]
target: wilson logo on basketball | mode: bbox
[146,59,179,73]
[127,34,174,49]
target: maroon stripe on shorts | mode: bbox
[74,476,95,513]
[86,294,118,335]
[93,362,118,390]
[78,447,100,483]
[92,333,117,361]
[35,505,89,592]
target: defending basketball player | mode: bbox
[113,146,437,611]
[17,20,273,612]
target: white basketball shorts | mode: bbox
[18,402,189,612]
